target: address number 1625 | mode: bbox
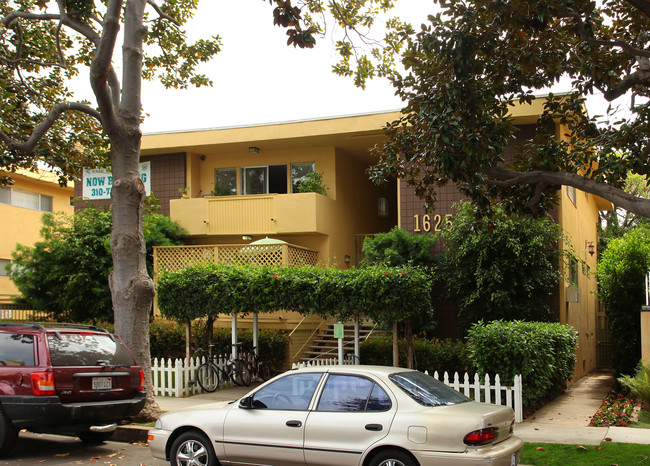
[413,214,453,232]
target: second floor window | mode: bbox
[291,162,315,193]
[241,165,288,195]
[213,168,237,196]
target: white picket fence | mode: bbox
[152,357,523,423]
[151,355,239,398]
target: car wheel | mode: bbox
[0,409,17,457]
[76,430,114,444]
[369,449,418,466]
[170,431,218,466]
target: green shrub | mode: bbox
[467,320,578,408]
[360,335,474,374]
[618,361,650,408]
[597,225,650,376]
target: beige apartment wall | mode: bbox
[558,185,602,382]
[0,172,74,303]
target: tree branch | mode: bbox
[0,102,101,153]
[146,0,180,26]
[483,166,650,218]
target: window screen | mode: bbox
[214,168,237,196]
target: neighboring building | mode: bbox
[0,169,74,314]
[76,103,610,379]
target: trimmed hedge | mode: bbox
[467,320,578,408]
[360,335,475,375]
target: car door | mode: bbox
[223,372,323,466]
[304,373,397,466]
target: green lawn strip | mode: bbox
[522,442,650,465]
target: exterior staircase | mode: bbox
[298,321,377,363]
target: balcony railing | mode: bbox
[169,193,334,236]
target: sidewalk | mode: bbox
[117,373,650,445]
[514,371,650,445]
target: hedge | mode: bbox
[360,335,475,375]
[467,320,578,408]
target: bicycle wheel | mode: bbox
[258,360,271,381]
[196,363,220,392]
[231,359,251,386]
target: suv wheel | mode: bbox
[0,409,17,457]
[76,430,115,444]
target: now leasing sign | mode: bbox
[82,162,151,200]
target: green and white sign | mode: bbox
[82,162,151,200]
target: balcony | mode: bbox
[169,193,336,237]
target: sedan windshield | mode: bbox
[389,371,470,407]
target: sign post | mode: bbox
[334,323,344,364]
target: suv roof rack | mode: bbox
[0,322,109,333]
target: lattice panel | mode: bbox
[288,247,319,266]
[154,244,319,273]
[216,245,284,266]
[155,246,216,272]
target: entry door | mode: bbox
[304,374,396,466]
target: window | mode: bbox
[241,165,288,195]
[291,162,315,193]
[317,374,392,412]
[389,371,470,407]
[47,333,136,367]
[0,333,35,366]
[241,166,267,195]
[569,258,579,287]
[0,186,53,212]
[567,186,576,207]
[251,372,323,410]
[213,168,237,196]
[0,259,10,277]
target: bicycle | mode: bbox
[242,345,271,382]
[193,343,250,392]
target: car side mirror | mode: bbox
[239,396,253,409]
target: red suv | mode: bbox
[0,322,146,456]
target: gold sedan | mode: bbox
[149,365,523,466]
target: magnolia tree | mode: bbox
[0,0,409,419]
[369,0,650,218]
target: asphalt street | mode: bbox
[0,432,167,465]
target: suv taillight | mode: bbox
[464,427,497,446]
[139,370,145,391]
[31,372,56,396]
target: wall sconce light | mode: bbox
[242,235,252,241]
[377,197,389,218]
[588,241,595,256]
[249,146,260,154]
[344,255,351,264]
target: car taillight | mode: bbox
[464,427,497,446]
[31,372,56,396]
[139,370,145,391]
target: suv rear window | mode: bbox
[0,333,35,366]
[47,333,136,367]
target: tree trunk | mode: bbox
[108,134,159,422]
[393,322,399,367]
[405,317,414,369]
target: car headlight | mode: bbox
[154,418,162,430]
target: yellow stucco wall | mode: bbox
[0,171,74,303]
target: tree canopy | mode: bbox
[436,201,566,329]
[11,205,187,322]
[369,0,650,218]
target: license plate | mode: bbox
[92,377,112,390]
